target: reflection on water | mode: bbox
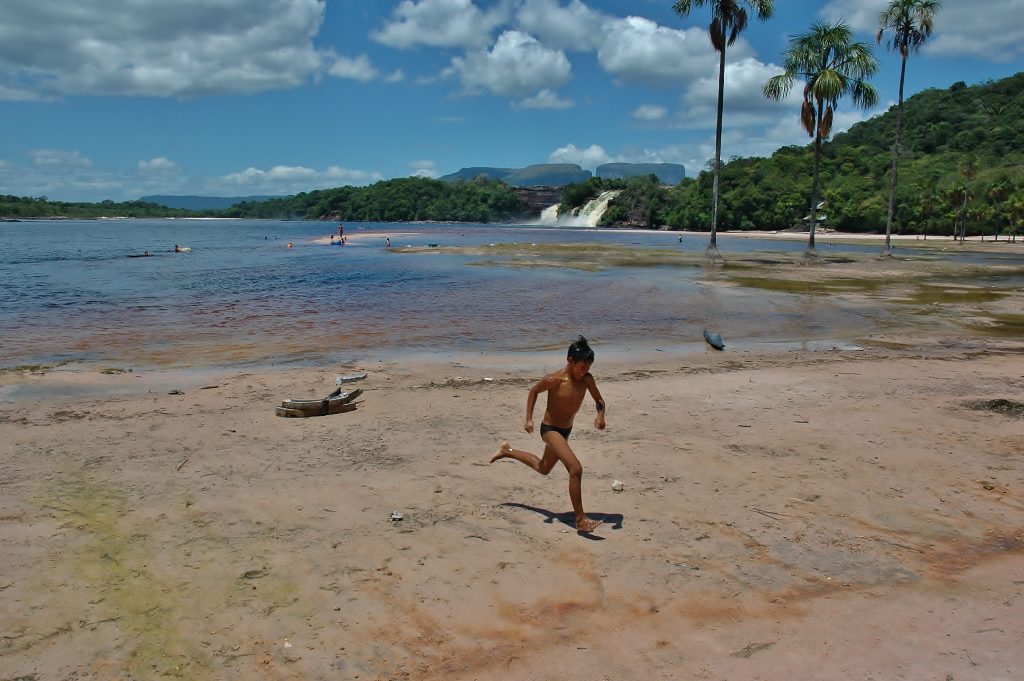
[2,219,1021,370]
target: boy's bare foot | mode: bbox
[489,441,513,463]
[576,517,602,533]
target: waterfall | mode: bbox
[534,190,620,227]
[538,204,560,225]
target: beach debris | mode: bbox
[703,329,725,351]
[669,561,700,571]
[275,388,362,418]
[388,510,404,522]
[168,389,184,395]
[483,377,494,382]
[965,398,1024,418]
[612,480,624,492]
[336,372,367,385]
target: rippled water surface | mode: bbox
[1,219,1017,370]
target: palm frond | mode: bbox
[801,100,816,137]
[818,106,833,139]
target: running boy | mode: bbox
[490,336,607,533]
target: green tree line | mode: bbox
[224,177,526,222]
[0,195,209,219]
[585,71,1023,239]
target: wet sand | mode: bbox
[1,254,1023,680]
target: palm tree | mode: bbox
[878,0,941,256]
[673,0,774,262]
[957,157,977,241]
[763,21,878,258]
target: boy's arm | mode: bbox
[586,375,606,430]
[525,375,553,433]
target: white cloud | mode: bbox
[445,30,570,97]
[138,157,179,173]
[514,0,605,50]
[515,89,574,109]
[408,160,439,177]
[926,0,1024,61]
[328,54,380,82]
[0,85,48,102]
[372,0,508,50]
[676,58,801,128]
[547,143,611,170]
[30,149,92,168]
[596,17,723,87]
[0,0,328,98]
[821,0,1024,61]
[212,164,383,195]
[632,104,667,121]
[547,141,692,173]
[818,0,888,32]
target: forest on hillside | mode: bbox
[222,177,526,222]
[635,73,1024,237]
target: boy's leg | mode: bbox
[540,432,601,533]
[490,441,558,475]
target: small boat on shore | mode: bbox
[275,388,362,417]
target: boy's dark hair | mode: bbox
[567,335,595,363]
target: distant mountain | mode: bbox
[140,195,281,210]
[596,163,685,184]
[440,164,592,186]
[440,162,687,186]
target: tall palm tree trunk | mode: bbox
[806,102,824,258]
[882,54,908,256]
[707,44,727,261]
[959,191,968,241]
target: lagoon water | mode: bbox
[0,218,1001,371]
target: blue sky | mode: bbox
[1,0,1021,203]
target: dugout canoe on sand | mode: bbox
[275,388,362,417]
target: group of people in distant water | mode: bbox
[327,224,392,248]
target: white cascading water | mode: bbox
[534,190,620,227]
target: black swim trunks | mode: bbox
[540,423,572,440]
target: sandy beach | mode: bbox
[2,243,1023,681]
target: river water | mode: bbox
[1,219,1017,371]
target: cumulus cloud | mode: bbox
[372,0,509,50]
[138,157,180,173]
[213,164,383,195]
[632,104,667,121]
[514,0,605,50]
[596,17,724,87]
[515,89,574,109]
[30,149,92,168]
[408,160,439,177]
[818,0,888,32]
[821,0,1024,61]
[547,143,611,170]
[676,58,802,128]
[0,0,328,98]
[445,30,571,97]
[328,54,381,82]
[925,0,1024,61]
[547,141,692,173]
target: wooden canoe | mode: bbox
[276,388,362,417]
[275,402,359,418]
